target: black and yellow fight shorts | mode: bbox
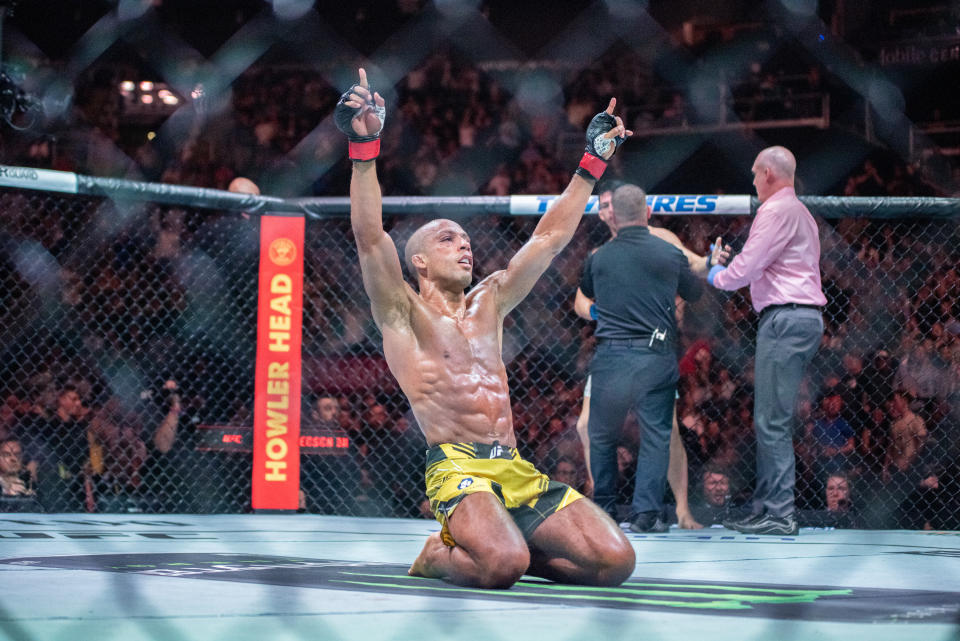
[425,442,583,546]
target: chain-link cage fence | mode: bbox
[2,180,958,529]
[1,0,959,527]
[0,188,259,513]
[661,212,960,531]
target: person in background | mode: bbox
[708,146,826,536]
[579,184,709,534]
[690,464,741,526]
[0,437,43,512]
[573,182,726,529]
[799,472,865,529]
[31,384,89,512]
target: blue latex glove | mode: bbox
[707,264,726,287]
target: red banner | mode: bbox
[252,215,304,509]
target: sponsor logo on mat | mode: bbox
[2,553,958,623]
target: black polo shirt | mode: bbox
[580,225,702,341]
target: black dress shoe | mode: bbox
[732,513,798,536]
[629,511,669,533]
[721,512,763,530]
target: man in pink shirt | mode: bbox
[706,146,826,535]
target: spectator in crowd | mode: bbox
[678,401,724,470]
[29,384,90,512]
[848,388,940,527]
[839,352,868,421]
[307,393,341,426]
[883,391,929,493]
[896,334,947,424]
[139,380,205,512]
[0,437,43,512]
[689,465,744,527]
[550,456,585,494]
[708,146,826,536]
[800,472,865,529]
[894,466,943,530]
[862,349,897,416]
[533,414,583,474]
[300,391,364,516]
[86,397,149,512]
[356,402,391,459]
[823,473,864,528]
[1,395,22,441]
[363,408,427,519]
[856,399,890,475]
[844,159,885,197]
[810,392,856,477]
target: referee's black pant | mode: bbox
[587,339,678,520]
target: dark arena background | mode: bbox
[1,1,959,640]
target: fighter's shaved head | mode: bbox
[404,223,431,275]
[404,219,464,276]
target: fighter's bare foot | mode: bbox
[409,531,447,578]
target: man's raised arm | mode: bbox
[495,99,631,315]
[337,69,410,329]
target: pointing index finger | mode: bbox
[605,97,616,115]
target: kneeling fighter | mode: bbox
[338,68,636,588]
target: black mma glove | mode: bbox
[574,111,625,181]
[334,84,386,161]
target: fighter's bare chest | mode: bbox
[390,289,503,370]
[425,316,499,367]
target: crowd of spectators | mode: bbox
[9,11,958,199]
[2,4,960,524]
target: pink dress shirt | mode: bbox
[712,186,826,313]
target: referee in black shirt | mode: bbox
[581,184,703,532]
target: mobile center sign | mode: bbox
[252,215,305,509]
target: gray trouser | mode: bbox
[752,306,823,517]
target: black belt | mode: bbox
[598,336,673,348]
[760,303,822,319]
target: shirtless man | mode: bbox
[573,184,728,529]
[337,69,635,588]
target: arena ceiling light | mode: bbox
[118,79,182,121]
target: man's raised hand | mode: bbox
[335,68,386,160]
[576,97,633,181]
[593,98,632,160]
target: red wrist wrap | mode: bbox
[349,139,380,161]
[578,153,607,180]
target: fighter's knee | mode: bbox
[476,546,530,589]
[593,538,636,587]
